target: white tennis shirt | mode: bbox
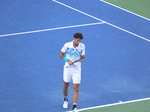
[61,41,85,67]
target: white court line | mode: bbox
[100,0,150,22]
[52,0,104,22]
[52,0,150,42]
[0,22,104,37]
[67,97,150,112]
[105,22,150,42]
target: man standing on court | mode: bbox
[60,32,85,112]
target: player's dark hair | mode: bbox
[74,32,83,40]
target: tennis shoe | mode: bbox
[63,101,68,108]
[72,108,78,112]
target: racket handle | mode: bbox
[64,58,84,67]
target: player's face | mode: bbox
[73,38,82,47]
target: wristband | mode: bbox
[63,57,69,62]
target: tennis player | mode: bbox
[60,32,85,112]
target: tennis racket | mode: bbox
[64,57,84,67]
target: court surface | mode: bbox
[0,0,150,112]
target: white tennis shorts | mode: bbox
[63,67,81,84]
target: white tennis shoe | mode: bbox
[63,101,68,108]
[72,108,78,112]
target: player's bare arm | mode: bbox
[80,55,85,62]
[59,51,65,59]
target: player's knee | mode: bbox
[74,86,79,92]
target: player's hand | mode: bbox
[68,60,73,65]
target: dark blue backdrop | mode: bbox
[0,0,150,112]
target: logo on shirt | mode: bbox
[66,48,82,56]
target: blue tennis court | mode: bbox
[0,0,150,112]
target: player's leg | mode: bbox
[72,83,80,111]
[72,68,81,111]
[73,84,80,103]
[63,82,70,108]
[63,82,69,100]
[63,68,71,108]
